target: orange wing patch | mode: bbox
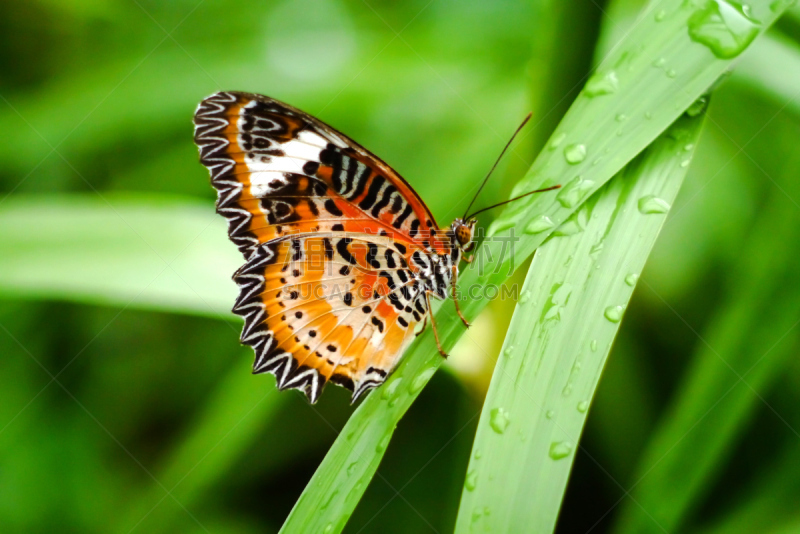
[231,234,426,402]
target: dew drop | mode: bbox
[410,368,436,393]
[638,194,671,214]
[655,9,667,21]
[688,0,761,59]
[549,441,574,460]
[546,410,555,419]
[645,111,653,120]
[625,273,640,287]
[577,400,590,413]
[487,217,516,237]
[474,449,482,459]
[615,113,627,122]
[652,57,666,68]
[556,176,595,208]
[376,435,391,453]
[590,339,598,352]
[667,68,677,78]
[564,143,587,164]
[347,461,359,476]
[381,377,403,400]
[525,215,555,234]
[681,159,691,168]
[519,290,532,304]
[321,490,339,510]
[323,524,334,534]
[504,346,514,358]
[686,95,709,116]
[584,70,619,97]
[553,219,584,237]
[464,469,478,491]
[604,305,625,323]
[549,132,566,149]
[490,407,510,434]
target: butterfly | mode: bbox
[193,91,557,403]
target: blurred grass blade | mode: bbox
[702,442,800,534]
[613,157,800,533]
[454,112,706,533]
[0,194,238,317]
[734,31,800,118]
[119,366,285,533]
[525,0,603,154]
[279,3,791,533]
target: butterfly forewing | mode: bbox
[193,91,446,402]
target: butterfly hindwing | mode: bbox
[232,233,426,402]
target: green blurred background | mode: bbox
[2,0,800,532]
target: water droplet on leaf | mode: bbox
[410,368,436,393]
[686,95,709,116]
[604,305,625,323]
[525,215,555,234]
[549,441,574,460]
[577,401,590,413]
[490,407,510,434]
[487,217,516,237]
[556,176,595,208]
[688,0,760,59]
[625,273,639,286]
[465,469,478,491]
[564,143,587,164]
[381,377,403,400]
[376,435,391,453]
[549,132,566,149]
[638,195,671,214]
[585,70,619,97]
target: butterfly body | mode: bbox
[194,91,476,403]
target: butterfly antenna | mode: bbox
[466,185,561,220]
[462,112,533,220]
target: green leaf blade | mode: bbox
[454,112,706,533]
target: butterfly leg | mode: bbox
[416,314,429,337]
[451,266,471,328]
[425,291,449,358]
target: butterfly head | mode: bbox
[451,218,477,253]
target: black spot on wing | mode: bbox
[324,199,343,216]
[358,175,386,211]
[366,243,381,269]
[371,316,384,333]
[337,238,357,264]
